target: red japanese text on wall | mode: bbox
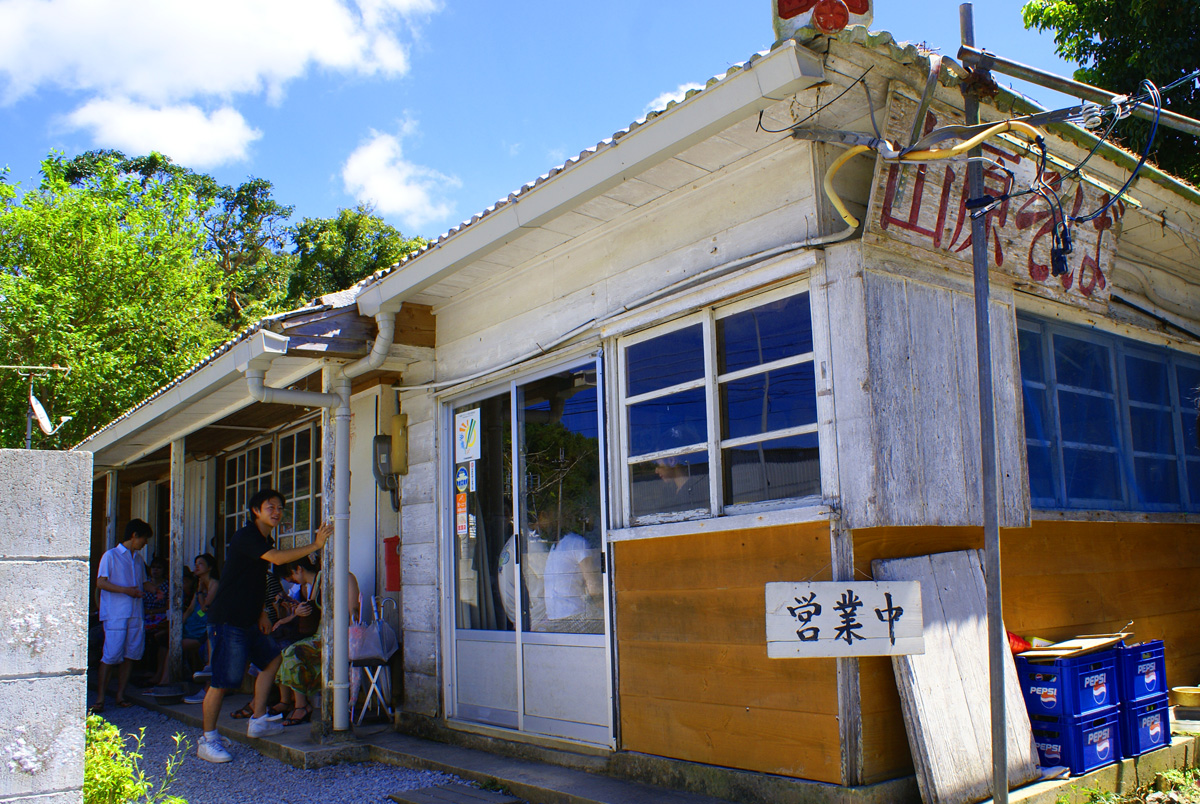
[865,92,1124,307]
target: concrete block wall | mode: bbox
[0,449,92,804]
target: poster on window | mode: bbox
[766,581,924,658]
[455,409,481,463]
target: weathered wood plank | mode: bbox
[168,440,184,683]
[620,694,843,783]
[618,640,838,714]
[872,550,1040,804]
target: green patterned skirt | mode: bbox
[277,633,322,697]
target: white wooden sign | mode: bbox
[766,581,924,658]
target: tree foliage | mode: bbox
[1,149,428,449]
[1022,0,1200,185]
[0,154,226,448]
[286,205,426,307]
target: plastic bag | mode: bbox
[349,618,398,663]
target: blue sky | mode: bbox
[0,0,1077,241]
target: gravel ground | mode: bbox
[96,703,466,804]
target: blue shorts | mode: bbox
[210,623,280,690]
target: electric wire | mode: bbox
[757,66,875,134]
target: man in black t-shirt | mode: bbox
[197,488,331,764]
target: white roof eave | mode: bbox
[77,330,294,467]
[356,40,825,317]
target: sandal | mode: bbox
[87,702,105,714]
[282,706,312,726]
[267,702,290,716]
[231,703,256,719]
[114,700,133,709]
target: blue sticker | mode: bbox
[455,466,469,493]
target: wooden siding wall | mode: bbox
[852,520,1200,784]
[823,246,1029,531]
[612,521,843,784]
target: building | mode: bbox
[78,18,1200,803]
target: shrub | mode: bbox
[83,714,188,804]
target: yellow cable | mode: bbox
[824,144,872,229]
[895,120,1044,162]
[819,121,1047,232]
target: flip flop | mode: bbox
[231,703,256,719]
[87,702,105,714]
[282,707,312,726]
[268,702,290,716]
[114,700,133,708]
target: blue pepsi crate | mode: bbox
[1115,640,1167,705]
[1120,694,1170,758]
[1030,707,1122,776]
[1017,649,1119,717]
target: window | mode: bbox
[1018,316,1200,512]
[221,423,322,549]
[618,287,821,525]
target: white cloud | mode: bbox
[341,124,459,231]
[0,0,438,104]
[643,82,705,116]
[62,99,262,167]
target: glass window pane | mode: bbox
[1018,328,1044,384]
[1063,448,1121,504]
[1178,366,1200,457]
[1129,407,1174,455]
[1188,462,1200,509]
[315,426,323,459]
[248,449,259,477]
[454,393,514,632]
[518,366,602,635]
[720,363,816,441]
[293,498,310,533]
[296,429,311,462]
[295,463,310,497]
[718,293,812,374]
[723,431,819,506]
[1126,356,1168,404]
[278,504,294,535]
[260,445,273,474]
[1054,335,1112,392]
[237,457,245,483]
[280,434,294,467]
[1058,390,1118,446]
[226,460,237,485]
[280,468,294,497]
[626,323,703,397]
[628,388,707,457]
[629,454,709,520]
[1027,444,1056,502]
[1132,458,1180,506]
[224,487,236,517]
[1023,385,1052,443]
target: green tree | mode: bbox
[61,151,296,331]
[286,205,426,307]
[0,154,226,448]
[1022,0,1200,184]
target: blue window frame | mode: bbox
[1018,316,1200,512]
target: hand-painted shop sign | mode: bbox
[865,90,1124,309]
[766,581,923,658]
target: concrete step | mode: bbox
[389,783,523,804]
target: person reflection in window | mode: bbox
[541,512,602,634]
[653,456,708,513]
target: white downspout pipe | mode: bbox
[242,311,397,733]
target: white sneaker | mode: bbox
[182,690,207,704]
[246,715,283,738]
[197,735,232,763]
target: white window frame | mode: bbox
[615,281,820,527]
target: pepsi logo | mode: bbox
[1142,668,1158,690]
[1146,715,1162,742]
[1095,737,1111,759]
[1030,686,1058,708]
[1089,680,1108,704]
[1036,742,1061,763]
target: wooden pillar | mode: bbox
[168,439,185,684]
[316,363,338,739]
[810,239,864,786]
[105,470,119,550]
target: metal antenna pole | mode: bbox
[960,5,1007,803]
[25,375,34,451]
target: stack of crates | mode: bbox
[1114,640,1169,759]
[1017,649,1121,775]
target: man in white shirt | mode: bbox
[91,519,152,712]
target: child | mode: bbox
[91,519,152,712]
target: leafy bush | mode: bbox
[83,714,188,804]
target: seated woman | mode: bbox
[274,554,359,726]
[141,557,170,686]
